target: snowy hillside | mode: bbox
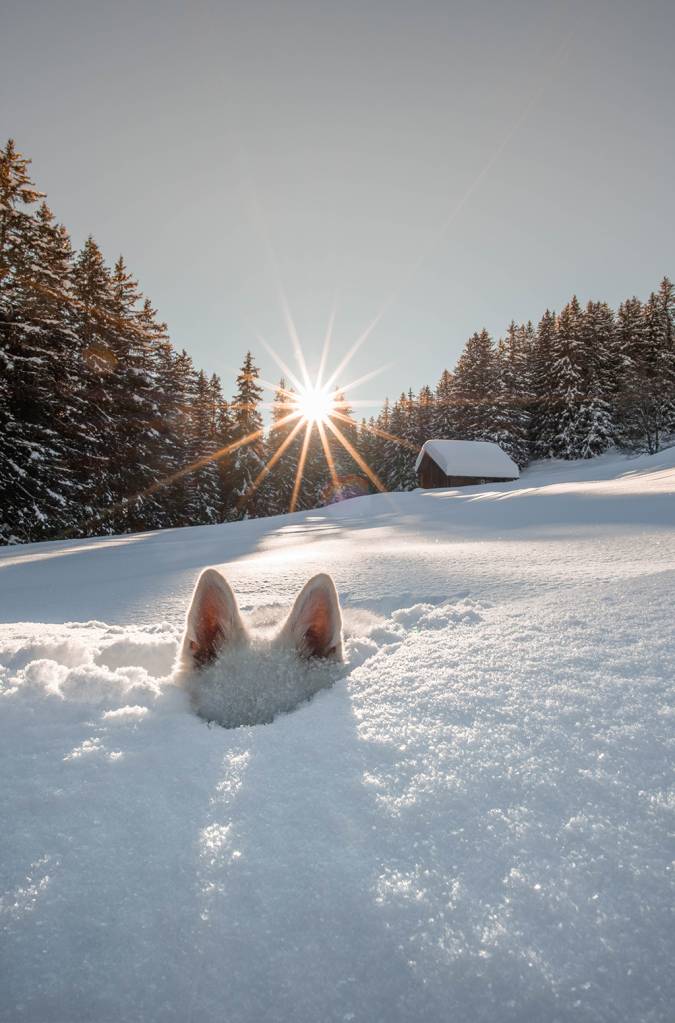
[1,449,674,1023]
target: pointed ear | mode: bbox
[181,568,247,668]
[279,573,343,660]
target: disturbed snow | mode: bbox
[1,449,674,1023]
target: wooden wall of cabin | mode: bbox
[417,453,515,489]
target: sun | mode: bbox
[293,384,336,424]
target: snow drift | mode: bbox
[1,449,674,1023]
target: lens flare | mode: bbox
[293,384,336,424]
[85,300,416,532]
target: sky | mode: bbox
[2,0,674,414]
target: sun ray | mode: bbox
[108,410,303,519]
[334,362,390,398]
[257,377,298,400]
[238,416,306,509]
[279,290,311,390]
[324,417,386,493]
[332,398,387,409]
[316,298,338,389]
[332,411,419,452]
[289,422,313,513]
[258,335,305,394]
[237,170,313,392]
[323,310,383,393]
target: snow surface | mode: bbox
[414,438,520,478]
[1,449,674,1023]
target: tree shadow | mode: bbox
[0,509,346,625]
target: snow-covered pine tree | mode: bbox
[433,369,456,438]
[382,394,416,490]
[0,198,82,541]
[0,139,44,289]
[0,140,50,542]
[415,384,435,449]
[495,321,531,467]
[543,297,587,459]
[104,256,165,533]
[330,390,361,497]
[296,422,329,510]
[185,369,222,524]
[161,348,199,525]
[452,328,501,442]
[212,378,236,520]
[613,296,643,448]
[575,300,615,458]
[371,398,391,482]
[136,298,185,528]
[355,399,389,492]
[259,379,299,515]
[618,279,675,453]
[400,390,421,487]
[230,351,265,518]
[357,417,377,481]
[70,236,118,526]
[529,309,557,459]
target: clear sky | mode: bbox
[2,0,674,412]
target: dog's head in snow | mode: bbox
[176,569,344,728]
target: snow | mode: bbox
[1,448,674,1022]
[415,438,520,478]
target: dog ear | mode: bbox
[279,573,343,660]
[181,568,247,668]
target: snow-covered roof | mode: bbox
[415,439,520,478]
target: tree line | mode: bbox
[1,139,674,544]
[366,280,675,491]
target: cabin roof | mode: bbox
[414,439,520,478]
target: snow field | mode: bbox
[1,449,674,1022]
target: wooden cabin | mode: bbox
[415,440,519,488]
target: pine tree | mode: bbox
[415,384,435,448]
[70,236,118,527]
[0,153,79,541]
[495,322,532,467]
[105,257,166,532]
[357,417,377,482]
[331,390,360,497]
[452,329,501,442]
[575,301,615,458]
[185,370,222,524]
[529,309,557,459]
[230,351,265,518]
[260,379,299,515]
[137,298,184,527]
[383,394,417,491]
[362,399,392,492]
[212,378,236,520]
[618,279,675,452]
[164,348,199,525]
[0,139,44,289]
[0,140,45,541]
[551,297,586,458]
[296,422,329,510]
[433,369,456,438]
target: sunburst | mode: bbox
[243,301,397,512]
[86,300,415,533]
[292,383,337,425]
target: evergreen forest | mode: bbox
[2,140,674,544]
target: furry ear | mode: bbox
[278,573,343,660]
[181,568,247,668]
